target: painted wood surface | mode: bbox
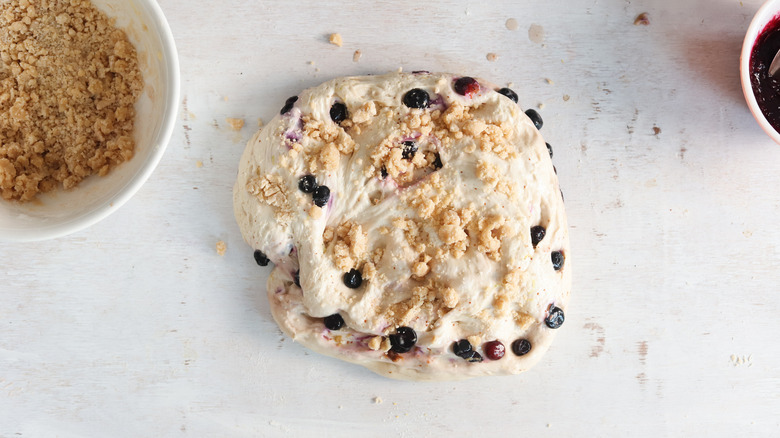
[2,0,779,436]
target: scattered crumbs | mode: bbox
[392,402,398,406]
[528,23,544,44]
[258,118,265,128]
[730,353,753,367]
[547,424,552,428]
[216,241,227,256]
[196,160,203,168]
[545,78,554,85]
[373,396,383,404]
[338,405,343,410]
[226,118,245,131]
[353,50,362,62]
[634,12,650,26]
[308,61,315,65]
[538,103,545,110]
[507,82,515,88]
[486,52,499,62]
[329,33,343,47]
[315,68,320,72]
[652,126,661,135]
[223,96,229,102]
[505,17,518,31]
[563,95,571,101]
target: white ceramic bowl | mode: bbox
[0,0,180,242]
[741,0,780,144]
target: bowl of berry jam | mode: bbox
[742,0,780,144]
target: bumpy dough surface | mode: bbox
[234,72,571,381]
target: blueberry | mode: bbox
[343,268,362,289]
[389,326,417,353]
[546,142,553,158]
[531,226,546,248]
[330,102,348,123]
[497,87,519,103]
[466,352,483,363]
[313,185,330,207]
[380,167,388,179]
[298,175,317,193]
[324,314,345,331]
[453,77,479,96]
[432,153,443,170]
[511,339,532,356]
[402,141,418,159]
[294,270,300,287]
[525,109,543,130]
[280,96,298,115]
[452,339,473,358]
[551,251,564,271]
[403,88,430,109]
[545,305,565,329]
[483,340,505,360]
[253,250,270,266]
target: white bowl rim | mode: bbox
[2,0,181,242]
[741,0,780,145]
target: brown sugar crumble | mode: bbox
[226,118,245,131]
[0,0,143,201]
[634,13,650,26]
[329,33,343,47]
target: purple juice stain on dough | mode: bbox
[427,95,447,111]
[284,126,303,143]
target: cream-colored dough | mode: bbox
[234,72,571,380]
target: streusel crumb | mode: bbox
[0,0,143,201]
[226,118,245,131]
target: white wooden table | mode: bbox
[2,0,779,435]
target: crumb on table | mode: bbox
[634,13,650,26]
[329,33,343,47]
[216,241,227,256]
[226,118,245,131]
[353,50,362,62]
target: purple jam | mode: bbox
[750,14,780,132]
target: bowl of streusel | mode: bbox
[0,0,179,241]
